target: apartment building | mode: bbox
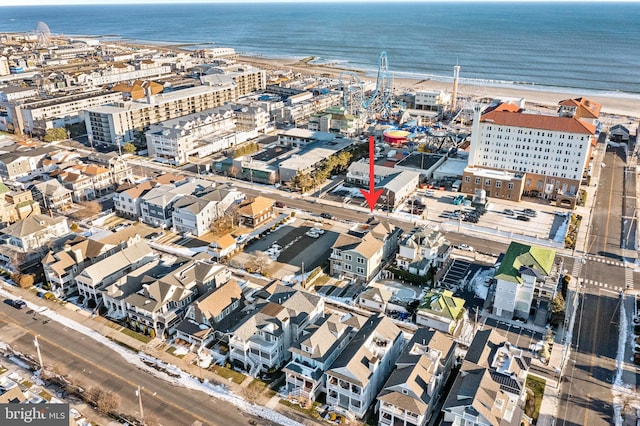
[377,328,456,426]
[72,61,172,87]
[145,107,237,165]
[463,101,597,206]
[86,85,236,146]
[200,63,266,97]
[414,90,452,111]
[492,242,559,320]
[325,314,404,419]
[283,313,354,401]
[4,91,124,135]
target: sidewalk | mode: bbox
[1,282,324,426]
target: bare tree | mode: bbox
[245,251,273,275]
[86,387,120,414]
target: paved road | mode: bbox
[590,146,627,260]
[0,304,277,426]
[557,290,621,426]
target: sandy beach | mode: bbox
[237,55,639,123]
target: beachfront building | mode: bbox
[492,242,559,321]
[71,61,172,87]
[463,101,597,207]
[325,314,404,420]
[200,63,267,97]
[86,85,236,146]
[414,90,452,112]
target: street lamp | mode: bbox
[136,385,145,425]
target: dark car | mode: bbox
[320,212,334,219]
[5,299,26,309]
[516,215,531,222]
[275,201,286,208]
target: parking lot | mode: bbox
[243,218,341,271]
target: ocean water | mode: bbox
[1,2,640,97]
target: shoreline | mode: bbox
[236,54,640,121]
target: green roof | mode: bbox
[494,242,556,284]
[0,182,9,194]
[418,289,465,320]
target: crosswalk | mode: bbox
[578,278,623,292]
[584,255,626,267]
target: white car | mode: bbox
[457,244,474,251]
[311,227,325,235]
[305,231,320,238]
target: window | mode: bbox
[357,257,365,264]
[508,183,514,190]
[495,181,502,188]
[356,267,364,274]
[475,177,481,185]
[464,176,470,183]
[485,178,491,186]
[344,254,352,261]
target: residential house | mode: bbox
[416,289,465,335]
[442,329,531,426]
[492,242,559,320]
[237,196,274,228]
[0,184,40,224]
[172,186,244,237]
[208,233,237,260]
[31,179,73,211]
[42,235,123,297]
[87,151,134,185]
[57,169,96,202]
[0,214,69,252]
[325,314,404,419]
[330,222,401,284]
[75,241,156,304]
[139,178,213,229]
[0,146,54,180]
[377,328,456,426]
[113,180,156,219]
[123,253,230,336]
[358,286,392,313]
[283,313,354,400]
[229,286,323,376]
[174,278,243,347]
[396,225,452,276]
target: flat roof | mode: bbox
[464,167,521,181]
[434,158,468,177]
[396,152,444,171]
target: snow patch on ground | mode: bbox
[0,281,303,426]
[470,268,493,300]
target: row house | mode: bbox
[122,253,231,337]
[325,314,404,420]
[396,225,452,276]
[75,241,156,304]
[86,152,134,186]
[330,222,401,284]
[42,234,126,297]
[0,214,69,252]
[0,146,55,180]
[172,186,244,237]
[174,278,243,348]
[229,285,323,376]
[416,289,466,335]
[377,328,456,426]
[492,241,559,321]
[442,329,531,426]
[283,313,354,401]
[140,178,213,229]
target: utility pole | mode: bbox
[33,335,44,372]
[136,385,145,425]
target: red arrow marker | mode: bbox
[360,136,384,212]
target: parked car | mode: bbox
[275,201,286,208]
[523,208,537,217]
[516,215,531,221]
[320,212,334,219]
[5,299,26,309]
[457,244,474,251]
[503,209,514,215]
